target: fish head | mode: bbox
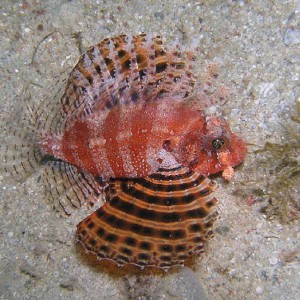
[192,116,247,176]
[170,115,247,176]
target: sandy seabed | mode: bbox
[0,1,299,299]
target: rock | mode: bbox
[283,28,300,45]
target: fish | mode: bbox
[2,33,247,270]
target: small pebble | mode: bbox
[296,95,300,115]
[256,286,264,295]
[269,256,278,265]
[215,226,230,236]
[37,24,44,31]
[284,28,300,45]
[8,231,14,237]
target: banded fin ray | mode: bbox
[77,166,219,270]
[58,33,197,131]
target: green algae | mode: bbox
[237,108,300,223]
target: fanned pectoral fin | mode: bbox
[42,161,105,217]
[76,166,219,270]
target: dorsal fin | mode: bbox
[59,33,197,130]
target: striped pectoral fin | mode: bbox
[76,166,219,270]
[42,161,105,217]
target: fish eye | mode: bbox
[212,138,225,149]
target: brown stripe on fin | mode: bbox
[59,33,197,130]
[0,91,43,178]
[76,166,218,270]
[42,161,105,217]
[34,72,70,135]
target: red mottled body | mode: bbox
[40,98,246,180]
[41,100,206,178]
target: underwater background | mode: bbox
[0,1,299,299]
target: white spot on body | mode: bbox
[86,111,115,177]
[116,107,137,176]
[157,149,181,169]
